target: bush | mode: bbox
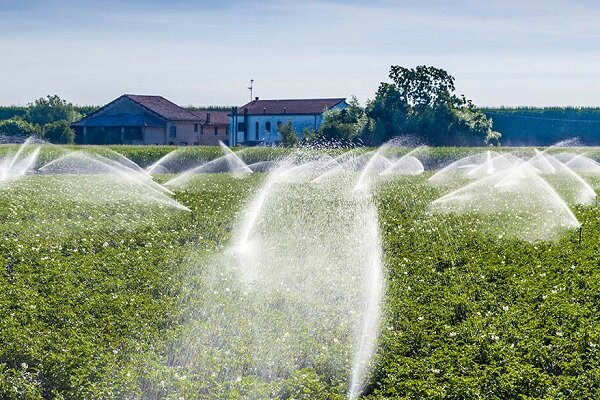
[0,118,40,137]
[278,121,298,147]
[43,121,75,144]
[26,95,82,126]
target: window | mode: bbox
[194,123,198,132]
[265,121,271,132]
[200,125,204,135]
[169,125,177,138]
[237,122,245,132]
[214,126,218,135]
[255,121,259,139]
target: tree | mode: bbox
[313,96,365,144]
[43,120,75,144]
[278,121,298,147]
[388,65,456,109]
[365,83,409,145]
[367,65,499,145]
[0,118,40,137]
[26,95,82,126]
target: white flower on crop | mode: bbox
[449,331,457,337]
[502,306,509,312]
[556,331,563,337]
[418,316,424,321]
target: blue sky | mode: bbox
[0,0,599,106]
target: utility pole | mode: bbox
[248,79,254,101]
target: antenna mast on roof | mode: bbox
[248,79,254,101]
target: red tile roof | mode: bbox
[237,98,346,115]
[125,94,201,121]
[191,110,229,126]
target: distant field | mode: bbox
[2,144,600,172]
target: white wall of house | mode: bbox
[230,102,347,145]
[239,114,322,143]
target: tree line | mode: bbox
[0,96,97,144]
[481,107,600,146]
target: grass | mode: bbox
[1,161,600,398]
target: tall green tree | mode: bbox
[366,66,500,145]
[25,95,82,126]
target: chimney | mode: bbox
[206,113,211,123]
[263,107,266,114]
[255,96,259,101]
[283,107,287,114]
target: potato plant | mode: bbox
[1,165,600,399]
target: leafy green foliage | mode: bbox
[0,173,262,399]
[0,118,40,137]
[1,150,600,398]
[0,106,28,121]
[366,66,498,146]
[278,120,298,147]
[365,174,600,399]
[26,95,82,126]
[43,121,75,144]
[184,105,234,112]
[0,106,96,123]
[482,107,600,146]
[313,96,367,144]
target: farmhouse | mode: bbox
[71,94,228,145]
[229,97,347,145]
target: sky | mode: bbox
[0,0,599,107]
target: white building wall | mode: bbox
[248,114,322,142]
[230,101,347,145]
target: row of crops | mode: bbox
[1,145,600,398]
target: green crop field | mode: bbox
[2,147,600,399]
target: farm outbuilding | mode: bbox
[71,94,228,145]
